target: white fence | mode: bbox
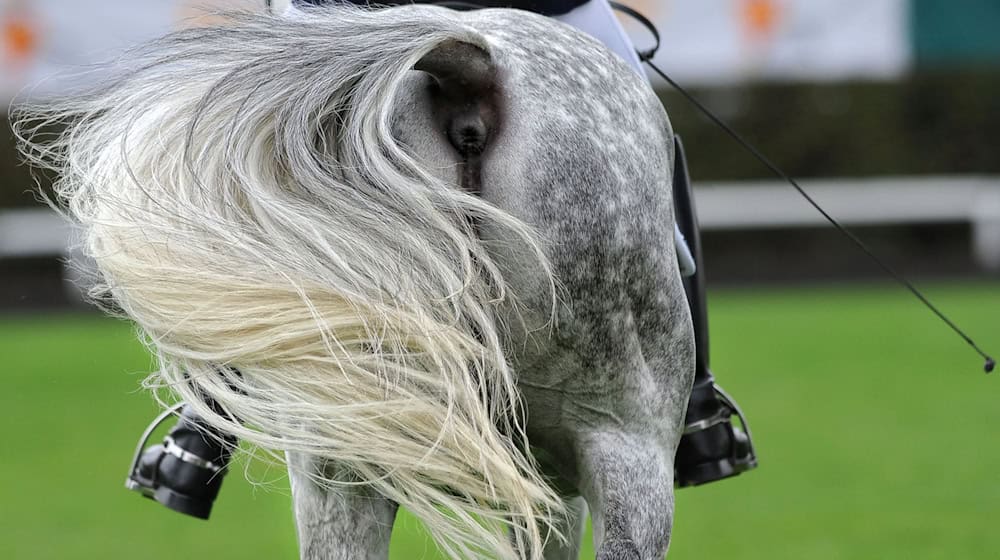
[0,206,69,259]
[3,175,1000,270]
[693,176,1000,270]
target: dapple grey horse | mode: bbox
[283,5,693,559]
[18,3,693,559]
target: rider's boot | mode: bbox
[126,403,236,519]
[671,136,758,487]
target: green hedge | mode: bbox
[660,69,1000,181]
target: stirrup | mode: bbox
[675,383,758,488]
[126,403,234,520]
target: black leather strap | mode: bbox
[608,1,660,61]
[295,0,590,16]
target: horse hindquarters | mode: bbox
[458,9,696,558]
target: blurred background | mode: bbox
[1,1,998,559]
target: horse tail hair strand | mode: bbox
[14,5,563,559]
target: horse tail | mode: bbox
[14,6,562,559]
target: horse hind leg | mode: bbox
[577,433,675,560]
[287,451,398,560]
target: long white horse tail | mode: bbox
[14,6,562,559]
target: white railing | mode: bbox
[0,206,70,259]
[693,176,1000,270]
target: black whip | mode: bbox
[610,2,995,374]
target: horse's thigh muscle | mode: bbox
[287,452,398,560]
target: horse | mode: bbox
[15,4,694,559]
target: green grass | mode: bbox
[2,281,998,559]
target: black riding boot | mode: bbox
[672,136,758,487]
[126,403,236,519]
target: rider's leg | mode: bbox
[553,0,756,486]
[670,136,756,486]
[555,0,644,72]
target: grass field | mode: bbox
[2,281,998,560]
